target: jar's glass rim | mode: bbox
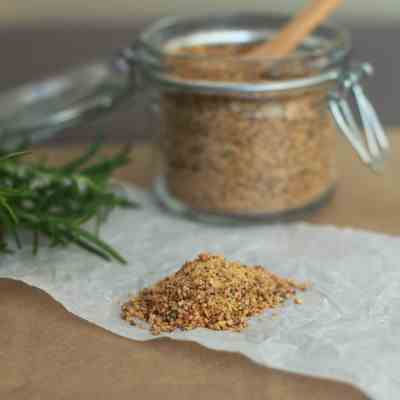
[138,13,351,65]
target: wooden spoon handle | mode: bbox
[247,0,344,59]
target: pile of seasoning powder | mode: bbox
[121,254,309,335]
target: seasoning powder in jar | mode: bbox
[156,42,338,219]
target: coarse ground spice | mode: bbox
[159,43,338,216]
[121,253,310,335]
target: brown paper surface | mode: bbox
[3,132,398,400]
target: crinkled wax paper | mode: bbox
[1,186,399,400]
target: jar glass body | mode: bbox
[156,84,337,220]
[135,14,351,222]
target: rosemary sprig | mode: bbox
[0,140,137,263]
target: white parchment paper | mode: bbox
[1,186,399,400]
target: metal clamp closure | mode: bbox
[329,63,390,172]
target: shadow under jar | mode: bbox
[131,14,386,222]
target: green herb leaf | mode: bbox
[0,134,137,263]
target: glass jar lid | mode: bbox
[0,61,132,150]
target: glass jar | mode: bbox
[130,14,388,221]
[0,14,389,222]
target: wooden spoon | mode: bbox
[246,0,344,59]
